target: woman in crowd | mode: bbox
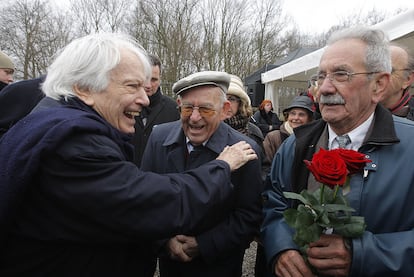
[224,74,264,148]
[252,99,282,137]
[263,95,314,166]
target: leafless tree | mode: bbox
[128,0,199,96]
[0,0,71,79]
[1,0,401,85]
[69,0,131,35]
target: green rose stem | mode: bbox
[333,185,339,200]
[320,184,325,204]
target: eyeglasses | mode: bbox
[179,104,217,118]
[316,70,379,85]
[227,95,240,102]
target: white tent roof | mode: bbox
[262,8,414,91]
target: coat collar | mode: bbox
[291,104,399,193]
[294,104,399,147]
[163,121,232,155]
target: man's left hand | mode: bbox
[176,235,200,259]
[307,234,351,277]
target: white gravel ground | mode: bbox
[154,241,258,277]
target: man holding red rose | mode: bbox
[261,27,414,277]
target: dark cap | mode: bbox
[172,71,230,95]
[283,95,314,114]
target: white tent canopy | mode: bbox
[261,8,414,104]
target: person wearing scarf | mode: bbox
[224,75,264,147]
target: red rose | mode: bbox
[331,148,371,175]
[304,148,347,189]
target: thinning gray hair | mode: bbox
[327,27,392,74]
[42,33,151,100]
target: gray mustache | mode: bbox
[319,94,345,105]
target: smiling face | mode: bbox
[317,38,389,134]
[177,86,229,146]
[286,108,312,129]
[75,49,149,134]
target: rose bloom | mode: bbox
[331,148,371,175]
[304,148,348,189]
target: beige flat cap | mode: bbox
[173,71,230,95]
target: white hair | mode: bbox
[42,33,151,100]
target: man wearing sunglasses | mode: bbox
[141,71,263,277]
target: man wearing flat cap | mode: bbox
[141,71,263,277]
[0,50,15,91]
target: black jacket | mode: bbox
[252,110,282,137]
[130,88,180,166]
[0,77,45,138]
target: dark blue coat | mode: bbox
[0,97,236,276]
[0,77,45,138]
[141,121,264,277]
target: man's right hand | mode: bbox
[275,250,315,277]
[216,141,257,171]
[166,236,193,262]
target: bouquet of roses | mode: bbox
[283,148,371,256]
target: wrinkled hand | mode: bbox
[275,249,315,277]
[216,141,257,171]
[307,234,351,277]
[166,236,192,262]
[177,235,199,259]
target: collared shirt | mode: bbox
[328,112,374,150]
[186,137,207,153]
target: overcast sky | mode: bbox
[283,0,414,34]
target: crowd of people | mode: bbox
[0,25,413,277]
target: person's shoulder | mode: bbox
[248,122,264,140]
[151,119,181,133]
[393,115,414,135]
[265,129,282,139]
[394,115,414,125]
[0,77,44,98]
[224,123,260,151]
[161,94,178,105]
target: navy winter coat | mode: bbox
[142,121,264,276]
[0,97,236,276]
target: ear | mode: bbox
[73,85,95,106]
[372,72,390,104]
[402,71,414,90]
[220,100,231,120]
